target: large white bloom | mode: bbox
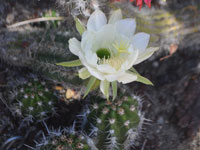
[60,9,158,99]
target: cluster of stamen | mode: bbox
[97,40,130,70]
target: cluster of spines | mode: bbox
[85,94,143,150]
[11,77,57,121]
[36,129,97,150]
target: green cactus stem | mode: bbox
[86,93,143,150]
[36,128,97,150]
[11,77,57,121]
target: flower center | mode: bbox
[96,41,131,70]
[96,48,111,59]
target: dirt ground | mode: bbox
[0,0,200,150]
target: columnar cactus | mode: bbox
[86,93,144,150]
[36,129,97,150]
[10,77,57,121]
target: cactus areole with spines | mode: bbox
[38,132,91,150]
[12,77,57,120]
[86,93,142,150]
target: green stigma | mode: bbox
[96,48,111,59]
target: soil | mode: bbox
[0,0,200,150]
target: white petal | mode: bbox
[117,72,137,84]
[81,31,95,53]
[69,38,81,56]
[134,47,159,65]
[87,9,107,32]
[78,51,103,80]
[132,32,150,52]
[97,64,116,74]
[92,24,116,50]
[85,52,98,67]
[104,70,125,82]
[120,46,139,70]
[126,49,139,69]
[105,74,118,82]
[78,67,91,79]
[78,51,89,67]
[108,9,123,24]
[86,66,105,81]
[115,19,136,38]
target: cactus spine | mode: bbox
[10,77,57,121]
[86,93,143,150]
[36,129,97,150]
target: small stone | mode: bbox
[6,14,14,24]
[153,61,159,68]
[60,89,66,94]
[157,117,164,125]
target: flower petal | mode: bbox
[127,49,139,68]
[97,64,116,74]
[104,70,125,82]
[115,18,136,38]
[132,32,150,52]
[92,24,116,51]
[81,31,95,53]
[108,9,123,24]
[87,9,107,32]
[69,38,81,56]
[85,52,98,67]
[121,46,139,70]
[86,66,105,81]
[134,47,159,65]
[78,67,91,79]
[117,72,137,84]
[104,74,118,82]
[77,51,104,80]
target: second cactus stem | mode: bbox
[86,93,143,150]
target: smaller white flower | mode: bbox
[57,9,159,100]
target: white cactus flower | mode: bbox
[57,9,158,100]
